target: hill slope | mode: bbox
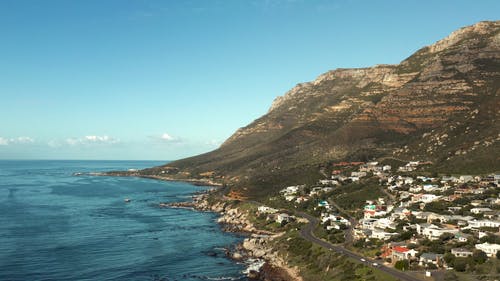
[144,21,500,197]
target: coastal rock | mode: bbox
[232,252,243,260]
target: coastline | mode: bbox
[97,171,302,280]
[169,191,303,281]
[93,171,223,187]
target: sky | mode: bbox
[0,0,498,160]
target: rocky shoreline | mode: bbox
[96,171,302,280]
[165,192,303,281]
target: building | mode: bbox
[391,246,418,261]
[451,248,473,258]
[459,175,474,183]
[470,207,493,214]
[419,253,443,267]
[360,218,378,230]
[371,228,397,240]
[475,242,500,257]
[417,223,458,240]
[276,213,291,224]
[468,219,500,229]
[454,232,472,242]
[258,206,278,214]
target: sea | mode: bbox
[0,160,249,281]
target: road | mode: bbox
[326,199,357,246]
[298,212,422,281]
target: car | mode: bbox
[360,258,366,262]
[372,263,379,267]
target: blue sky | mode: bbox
[0,0,498,160]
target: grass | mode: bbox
[327,179,388,214]
[270,230,399,281]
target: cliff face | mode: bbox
[151,21,500,196]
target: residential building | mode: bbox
[468,219,500,229]
[451,248,473,258]
[471,207,493,214]
[391,246,418,261]
[419,253,443,266]
[475,242,500,257]
[276,213,291,224]
[258,206,278,214]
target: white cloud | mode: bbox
[160,133,174,141]
[84,135,118,143]
[64,135,120,146]
[0,136,35,145]
[16,136,34,144]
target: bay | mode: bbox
[0,160,247,281]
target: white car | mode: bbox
[360,258,366,262]
[372,263,379,267]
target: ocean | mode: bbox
[0,160,248,281]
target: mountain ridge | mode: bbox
[142,21,500,197]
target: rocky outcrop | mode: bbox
[242,235,303,281]
[202,200,303,281]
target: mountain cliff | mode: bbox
[144,21,500,197]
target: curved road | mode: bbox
[298,212,422,281]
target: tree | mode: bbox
[395,260,409,271]
[443,253,455,265]
[453,258,467,272]
[472,250,488,264]
[427,262,438,269]
[439,232,455,242]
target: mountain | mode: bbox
[143,21,500,198]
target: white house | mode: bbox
[422,194,442,203]
[468,220,500,229]
[360,218,378,230]
[417,223,458,240]
[475,242,500,257]
[423,184,439,192]
[371,228,397,240]
[281,185,301,194]
[374,218,397,230]
[470,207,493,214]
[258,206,278,214]
[459,175,474,183]
[451,248,473,258]
[351,171,367,178]
[276,213,292,224]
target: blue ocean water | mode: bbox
[0,160,248,281]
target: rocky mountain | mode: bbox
[144,21,500,197]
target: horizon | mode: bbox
[1,0,499,160]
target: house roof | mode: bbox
[451,248,473,253]
[393,246,410,253]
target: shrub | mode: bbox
[395,260,409,271]
[472,250,488,264]
[453,258,467,272]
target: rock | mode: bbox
[232,252,243,260]
[247,270,261,280]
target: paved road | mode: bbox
[298,212,422,281]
